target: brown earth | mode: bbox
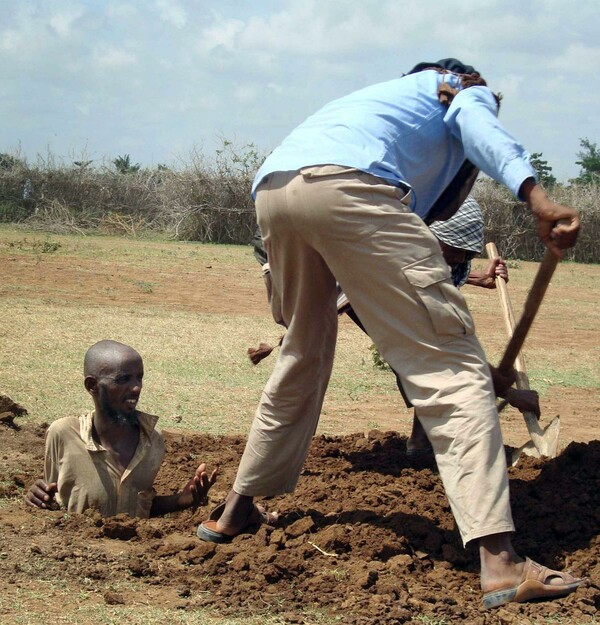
[0,239,599,623]
[1,422,599,624]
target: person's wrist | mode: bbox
[524,183,549,216]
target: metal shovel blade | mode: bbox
[511,415,560,466]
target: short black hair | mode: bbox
[407,58,479,76]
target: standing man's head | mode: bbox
[430,197,484,286]
[83,340,143,426]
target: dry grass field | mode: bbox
[1,225,598,446]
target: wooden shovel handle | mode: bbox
[488,244,560,376]
[486,243,525,373]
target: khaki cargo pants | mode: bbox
[234,166,514,545]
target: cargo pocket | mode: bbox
[402,255,474,342]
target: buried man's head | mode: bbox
[83,340,143,426]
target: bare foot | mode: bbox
[479,533,581,594]
[211,490,277,537]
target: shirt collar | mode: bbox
[79,410,159,452]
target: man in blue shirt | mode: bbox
[198,59,582,608]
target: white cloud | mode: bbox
[267,83,284,95]
[93,47,137,69]
[550,43,600,72]
[0,30,20,53]
[235,3,387,56]
[199,18,244,52]
[107,3,139,20]
[234,84,260,105]
[155,0,187,29]
[494,74,525,100]
[49,7,85,38]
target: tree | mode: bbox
[0,153,25,170]
[572,138,600,184]
[113,154,141,174]
[530,152,557,188]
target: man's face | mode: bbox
[96,354,144,426]
[438,240,467,267]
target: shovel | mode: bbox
[486,243,561,465]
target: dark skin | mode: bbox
[25,340,217,515]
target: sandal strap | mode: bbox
[523,558,570,584]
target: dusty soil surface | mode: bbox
[0,247,266,313]
[1,421,598,624]
[1,238,598,622]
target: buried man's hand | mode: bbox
[179,463,218,509]
[24,480,59,510]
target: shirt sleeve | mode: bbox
[43,423,62,485]
[443,86,537,198]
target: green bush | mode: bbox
[475,178,600,263]
[0,145,598,262]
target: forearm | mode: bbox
[149,493,189,517]
[465,270,495,288]
[519,178,546,209]
[518,178,580,253]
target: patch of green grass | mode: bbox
[5,235,62,254]
[322,568,349,581]
[120,277,155,293]
[543,615,598,625]
[369,343,392,372]
[415,616,449,625]
[0,224,249,267]
[0,592,303,625]
[529,365,600,394]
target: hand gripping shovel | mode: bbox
[486,243,561,465]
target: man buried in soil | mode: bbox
[25,340,217,517]
[198,59,584,608]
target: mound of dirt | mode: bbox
[0,392,28,429]
[1,424,598,624]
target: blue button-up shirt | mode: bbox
[252,70,536,222]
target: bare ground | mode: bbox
[0,238,599,624]
[0,423,599,624]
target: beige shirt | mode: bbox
[44,411,165,518]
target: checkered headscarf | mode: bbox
[429,196,484,287]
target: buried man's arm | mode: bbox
[150,463,218,517]
[24,480,59,510]
[25,421,62,510]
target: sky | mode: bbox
[1,0,599,182]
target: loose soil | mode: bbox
[1,422,598,624]
[1,236,598,623]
